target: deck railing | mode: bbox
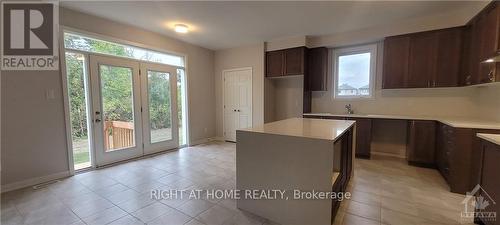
[104,121,134,150]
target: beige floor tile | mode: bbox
[380,197,419,217]
[346,200,381,221]
[196,205,236,225]
[381,208,424,225]
[1,142,470,225]
[342,213,380,225]
[177,199,215,217]
[147,209,192,225]
[132,202,174,223]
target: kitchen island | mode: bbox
[236,118,355,225]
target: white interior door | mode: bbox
[89,55,143,166]
[224,68,252,142]
[140,63,179,154]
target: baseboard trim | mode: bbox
[1,171,71,193]
[189,137,221,146]
[371,151,406,159]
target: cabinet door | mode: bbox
[308,47,328,91]
[383,36,410,89]
[478,3,499,62]
[284,47,305,76]
[460,26,476,86]
[476,3,499,84]
[479,141,500,225]
[408,32,438,88]
[435,28,462,87]
[266,50,284,77]
[407,120,436,166]
[354,118,372,159]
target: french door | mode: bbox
[140,63,179,154]
[88,55,178,166]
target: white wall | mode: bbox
[271,77,304,121]
[474,85,500,122]
[214,44,265,138]
[1,7,216,189]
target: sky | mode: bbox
[338,52,370,88]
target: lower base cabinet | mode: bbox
[475,139,500,225]
[436,126,500,194]
[406,120,436,167]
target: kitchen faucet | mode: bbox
[345,104,354,114]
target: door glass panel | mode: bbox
[99,64,135,151]
[65,52,92,170]
[177,69,187,146]
[148,70,172,143]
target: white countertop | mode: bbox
[303,113,500,130]
[477,133,500,145]
[240,118,355,141]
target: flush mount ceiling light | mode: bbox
[174,24,189,33]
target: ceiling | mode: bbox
[61,1,488,50]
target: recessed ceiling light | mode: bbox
[174,24,189,33]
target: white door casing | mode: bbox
[223,68,252,142]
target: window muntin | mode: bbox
[64,32,184,67]
[333,44,377,98]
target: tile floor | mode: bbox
[1,141,473,225]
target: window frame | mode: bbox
[332,44,377,99]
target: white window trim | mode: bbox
[332,44,377,99]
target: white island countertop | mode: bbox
[477,133,500,146]
[303,113,500,130]
[240,117,355,141]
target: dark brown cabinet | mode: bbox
[436,125,500,194]
[406,120,436,167]
[265,47,307,77]
[477,138,500,225]
[436,123,454,181]
[383,27,463,89]
[284,47,306,76]
[407,32,438,88]
[382,36,410,89]
[354,118,372,159]
[265,50,284,77]
[435,28,463,87]
[308,47,328,91]
[462,1,499,85]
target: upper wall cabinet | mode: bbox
[382,36,410,89]
[308,47,328,91]
[383,27,463,89]
[265,47,307,77]
[266,50,285,77]
[465,1,500,84]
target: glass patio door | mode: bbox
[140,63,179,154]
[89,55,143,166]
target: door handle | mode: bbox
[95,119,101,123]
[237,110,241,112]
[233,109,237,112]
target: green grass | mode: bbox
[73,151,90,164]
